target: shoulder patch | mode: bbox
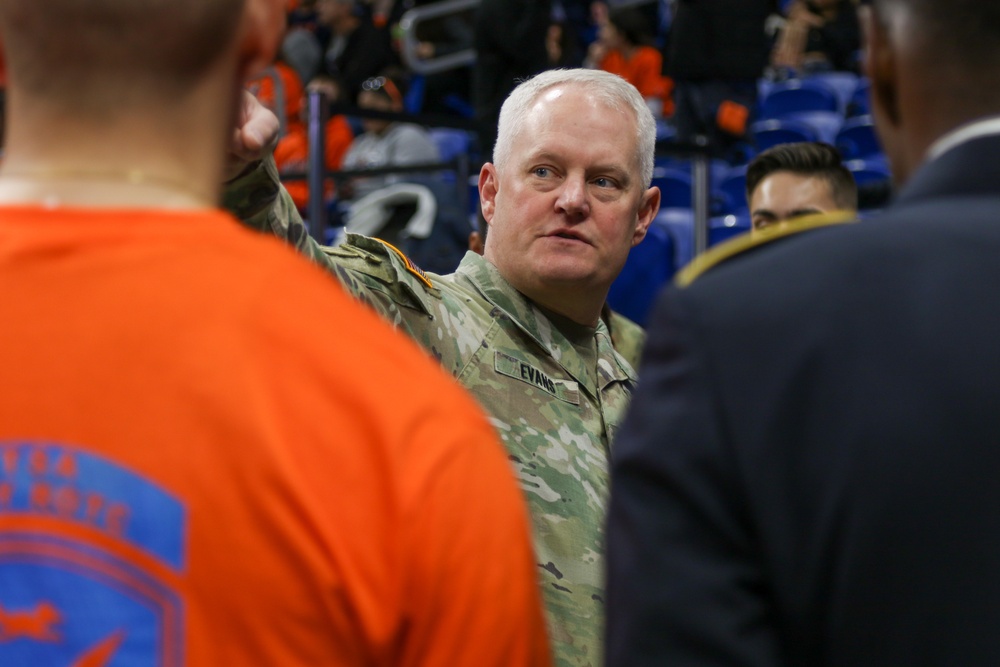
[675,210,857,288]
[375,239,434,290]
[321,234,440,315]
[324,234,434,289]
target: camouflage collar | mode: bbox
[456,253,636,394]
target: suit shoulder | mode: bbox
[675,211,858,288]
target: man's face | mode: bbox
[749,171,840,234]
[480,84,658,309]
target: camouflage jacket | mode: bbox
[224,158,639,667]
[603,308,645,371]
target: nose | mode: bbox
[555,173,590,219]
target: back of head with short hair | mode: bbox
[746,142,858,210]
[873,0,1000,91]
[0,0,244,113]
[493,69,656,189]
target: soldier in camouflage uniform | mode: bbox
[225,69,661,667]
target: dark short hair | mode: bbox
[746,142,858,210]
[0,0,243,111]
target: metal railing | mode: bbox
[397,0,479,75]
[298,89,473,243]
[396,0,659,74]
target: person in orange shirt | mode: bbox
[271,75,356,213]
[249,38,357,214]
[587,7,673,117]
[0,0,552,665]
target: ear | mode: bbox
[631,185,660,247]
[863,5,901,129]
[478,162,500,225]
[237,0,287,83]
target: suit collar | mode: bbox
[896,132,1000,206]
[925,115,1000,162]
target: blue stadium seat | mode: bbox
[835,115,883,159]
[781,110,844,145]
[717,164,749,215]
[654,208,696,270]
[651,168,693,209]
[606,224,676,327]
[709,213,752,247]
[751,118,821,151]
[803,71,859,114]
[656,120,677,142]
[441,93,475,119]
[847,78,872,117]
[404,74,426,115]
[759,79,840,118]
[845,157,892,185]
[758,77,779,106]
[429,128,473,162]
[468,174,480,217]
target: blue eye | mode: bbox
[533,167,550,177]
[594,177,617,188]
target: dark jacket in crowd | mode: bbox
[667,0,777,81]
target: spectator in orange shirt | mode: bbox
[272,75,356,213]
[0,0,553,664]
[587,7,673,117]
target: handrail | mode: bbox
[397,0,659,75]
[306,89,328,243]
[397,0,479,75]
[303,88,472,239]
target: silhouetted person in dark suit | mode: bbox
[608,1,1000,665]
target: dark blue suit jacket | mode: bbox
[607,132,1000,666]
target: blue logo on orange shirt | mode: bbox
[0,442,187,665]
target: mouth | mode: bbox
[546,229,590,244]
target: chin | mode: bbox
[534,264,603,288]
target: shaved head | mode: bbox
[872,0,1000,89]
[0,0,245,112]
[865,0,1000,184]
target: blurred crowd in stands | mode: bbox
[230,0,877,322]
[0,0,873,288]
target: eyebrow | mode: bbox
[751,207,823,220]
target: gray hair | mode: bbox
[492,68,657,188]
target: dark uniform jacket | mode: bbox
[606,130,1000,666]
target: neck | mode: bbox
[0,167,215,209]
[0,86,233,209]
[509,277,605,327]
[532,298,603,328]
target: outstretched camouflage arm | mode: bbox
[222,156,337,272]
[222,158,439,331]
